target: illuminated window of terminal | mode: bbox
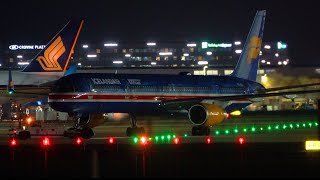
[224,70,233,75]
[206,70,218,75]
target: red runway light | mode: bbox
[10,138,17,146]
[140,136,147,145]
[108,137,115,144]
[42,137,50,146]
[173,137,180,144]
[206,137,212,144]
[76,137,82,145]
[238,137,245,144]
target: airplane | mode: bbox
[0,19,84,105]
[32,10,320,139]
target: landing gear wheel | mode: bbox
[81,127,94,139]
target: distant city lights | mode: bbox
[264,45,271,49]
[235,50,242,54]
[198,61,208,65]
[87,54,97,58]
[187,43,197,47]
[17,62,29,65]
[113,60,123,64]
[159,52,172,55]
[104,43,118,47]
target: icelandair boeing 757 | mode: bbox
[0,20,84,105]
[47,10,319,139]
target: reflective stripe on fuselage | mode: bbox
[48,93,239,102]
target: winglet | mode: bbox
[21,19,84,73]
[231,10,266,81]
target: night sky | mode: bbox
[1,0,319,65]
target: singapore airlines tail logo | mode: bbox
[36,36,66,71]
[247,36,262,64]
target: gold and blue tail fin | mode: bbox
[21,20,84,73]
[231,10,266,81]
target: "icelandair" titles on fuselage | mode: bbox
[91,78,141,85]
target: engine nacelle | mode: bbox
[188,103,226,126]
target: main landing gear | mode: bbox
[64,113,94,139]
[126,114,145,136]
[191,125,211,136]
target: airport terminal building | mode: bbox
[0,40,289,69]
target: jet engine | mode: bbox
[188,103,226,126]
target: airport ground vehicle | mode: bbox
[8,115,66,140]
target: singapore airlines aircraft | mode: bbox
[33,10,320,139]
[0,19,84,105]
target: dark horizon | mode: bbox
[1,0,319,66]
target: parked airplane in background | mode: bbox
[36,10,319,139]
[0,20,84,105]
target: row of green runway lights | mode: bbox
[212,121,319,135]
[131,121,319,144]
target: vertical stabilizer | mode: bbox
[231,10,266,81]
[21,20,84,73]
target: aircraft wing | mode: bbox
[161,89,320,110]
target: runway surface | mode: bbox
[0,110,319,144]
[1,110,320,177]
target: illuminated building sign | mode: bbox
[201,42,232,48]
[9,45,46,50]
[277,41,287,49]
